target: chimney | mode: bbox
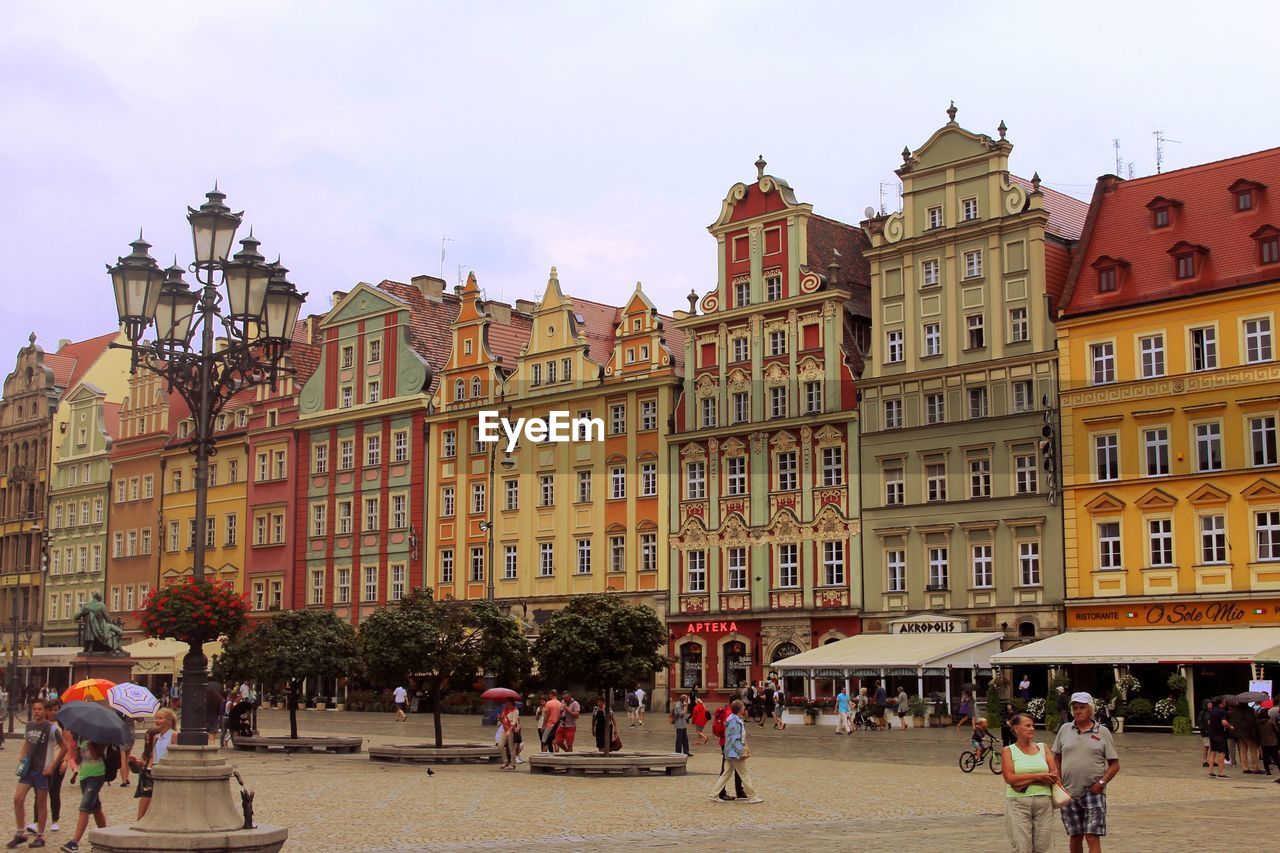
[331,290,348,307]
[412,274,446,303]
[57,338,71,350]
[514,299,537,315]
[487,301,512,325]
[305,316,321,345]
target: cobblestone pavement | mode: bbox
[69,710,1276,851]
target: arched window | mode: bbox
[679,642,703,690]
[771,642,801,662]
[1018,621,1036,638]
[723,640,749,689]
[454,379,466,401]
[471,377,481,399]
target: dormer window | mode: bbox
[1168,241,1208,280]
[1238,190,1254,211]
[1091,256,1129,294]
[1154,208,1170,228]
[1146,196,1183,229]
[1254,226,1280,265]
[1098,268,1117,292]
[1230,179,1266,213]
[1175,254,1195,279]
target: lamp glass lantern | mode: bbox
[153,266,199,348]
[187,188,243,267]
[109,237,165,342]
[222,234,272,330]
[261,265,305,344]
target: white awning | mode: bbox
[771,632,1004,674]
[991,627,1280,666]
[121,638,223,676]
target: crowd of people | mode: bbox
[834,680,908,733]
[1199,694,1280,779]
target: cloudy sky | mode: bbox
[1,1,1275,355]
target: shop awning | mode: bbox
[991,627,1280,666]
[0,648,79,668]
[771,632,1005,674]
[121,638,223,676]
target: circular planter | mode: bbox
[368,743,501,764]
[232,736,362,754]
[526,751,689,777]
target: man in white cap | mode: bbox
[1053,692,1120,853]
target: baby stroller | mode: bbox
[853,706,879,731]
[227,700,254,740]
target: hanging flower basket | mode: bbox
[140,577,248,644]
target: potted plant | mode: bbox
[140,577,248,645]
[908,695,928,728]
[934,699,951,727]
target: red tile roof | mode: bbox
[375,280,463,393]
[1060,146,1280,317]
[51,331,117,390]
[569,297,624,367]
[808,214,872,319]
[102,401,121,441]
[1009,175,1089,241]
[486,310,533,367]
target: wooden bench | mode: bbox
[526,752,689,777]
[233,736,363,754]
[368,743,502,764]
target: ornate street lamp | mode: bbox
[107,188,307,747]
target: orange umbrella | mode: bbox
[62,678,116,703]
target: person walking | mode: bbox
[497,697,519,770]
[873,680,889,731]
[554,692,580,753]
[60,733,109,852]
[1206,697,1231,778]
[1256,704,1279,776]
[1018,675,1032,701]
[671,694,691,756]
[392,685,408,722]
[708,700,762,804]
[712,701,746,801]
[533,695,547,751]
[116,713,135,788]
[691,697,711,744]
[632,685,646,727]
[835,687,851,735]
[7,698,58,849]
[954,692,973,730]
[1001,712,1059,853]
[591,696,612,753]
[1230,699,1262,773]
[896,686,909,731]
[1053,692,1120,853]
[1197,700,1213,768]
[1001,702,1019,747]
[135,708,176,820]
[541,690,562,753]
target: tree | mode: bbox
[213,609,358,740]
[532,593,669,754]
[357,589,530,748]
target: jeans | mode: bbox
[498,731,516,766]
[78,776,106,814]
[711,758,755,799]
[675,729,690,755]
[1005,796,1054,853]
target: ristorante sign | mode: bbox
[1067,598,1280,629]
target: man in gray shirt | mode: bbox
[1053,692,1120,853]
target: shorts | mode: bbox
[897,710,907,718]
[79,776,106,814]
[18,771,48,792]
[1201,736,1210,748]
[1209,735,1228,754]
[543,723,559,748]
[1060,790,1107,837]
[555,727,577,750]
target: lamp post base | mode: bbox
[87,746,287,853]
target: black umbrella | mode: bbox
[57,701,130,745]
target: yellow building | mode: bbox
[1042,148,1280,702]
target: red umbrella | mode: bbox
[480,687,520,702]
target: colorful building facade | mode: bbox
[667,159,870,701]
[858,108,1084,648]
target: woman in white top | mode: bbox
[136,708,177,819]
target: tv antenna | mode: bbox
[1112,139,1135,180]
[1153,131,1181,174]
[440,236,453,280]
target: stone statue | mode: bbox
[74,591,125,655]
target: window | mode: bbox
[362,566,378,602]
[777,451,797,491]
[367,380,381,404]
[124,586,135,611]
[969,457,991,498]
[1262,235,1280,265]
[733,391,750,424]
[504,479,519,511]
[142,474,154,499]
[503,545,518,580]
[539,542,554,577]
[610,404,626,435]
[441,486,455,517]
[168,520,180,552]
[923,323,941,357]
[546,361,557,384]
[576,539,592,574]
[309,570,325,605]
[562,358,572,381]
[804,381,822,414]
[921,258,940,287]
[1013,380,1033,413]
[641,462,657,496]
[471,547,486,582]
[732,337,749,363]
[1175,253,1196,280]
[924,392,945,424]
[1258,511,1280,561]
[440,549,454,584]
[113,532,124,559]
[540,475,555,507]
[926,462,947,502]
[313,444,329,474]
[927,206,942,229]
[340,345,354,368]
[723,456,747,496]
[1191,327,1218,371]
[255,515,268,546]
[687,550,706,592]
[968,387,988,419]
[368,339,381,363]
[609,536,625,573]
[884,466,904,505]
[610,466,626,500]
[114,481,125,504]
[340,386,353,409]
[727,547,747,590]
[886,550,906,592]
[971,544,993,588]
[79,500,89,525]
[641,533,657,572]
[1015,451,1038,494]
[1019,541,1041,586]
[765,274,782,302]
[530,364,541,387]
[686,461,706,499]
[471,427,485,455]
[640,400,657,430]
[339,439,354,470]
[769,386,788,419]
[821,446,844,487]
[1195,422,1223,472]
[1251,416,1278,466]
[1098,522,1122,569]
[228,459,239,483]
[172,469,182,493]
[1200,514,1227,564]
[734,280,750,307]
[1246,318,1274,363]
[964,249,983,278]
[336,500,353,534]
[701,396,717,428]
[365,496,381,530]
[778,543,798,588]
[1153,207,1170,228]
[225,514,238,546]
[577,470,592,503]
[141,528,152,555]
[1143,427,1170,476]
[768,329,787,356]
[1095,433,1120,481]
[1091,342,1116,384]
[206,516,216,548]
[1139,334,1165,378]
[961,197,978,221]
[966,314,985,349]
[883,399,902,429]
[886,330,904,363]
[1147,518,1173,566]
[311,504,327,537]
[389,430,408,463]
[927,547,949,589]
[442,430,456,458]
[1009,306,1028,342]
[93,498,104,524]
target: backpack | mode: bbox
[712,705,729,739]
[626,693,638,708]
[102,744,121,783]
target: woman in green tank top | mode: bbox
[1000,713,1060,853]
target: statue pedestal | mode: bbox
[72,653,134,685]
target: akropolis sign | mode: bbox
[888,614,969,635]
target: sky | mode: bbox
[2,1,1277,356]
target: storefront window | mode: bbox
[723,640,749,689]
[771,642,803,699]
[680,643,703,690]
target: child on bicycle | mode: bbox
[971,717,996,761]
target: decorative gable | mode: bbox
[1187,483,1231,505]
[1085,492,1126,514]
[1135,488,1177,511]
[1243,478,1280,502]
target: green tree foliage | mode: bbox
[357,589,530,748]
[214,609,358,739]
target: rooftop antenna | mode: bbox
[457,264,466,287]
[1153,130,1181,174]
[1112,139,1122,175]
[878,181,896,215]
[439,236,453,280]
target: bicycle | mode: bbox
[959,743,1002,774]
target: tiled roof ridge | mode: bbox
[1098,145,1280,188]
